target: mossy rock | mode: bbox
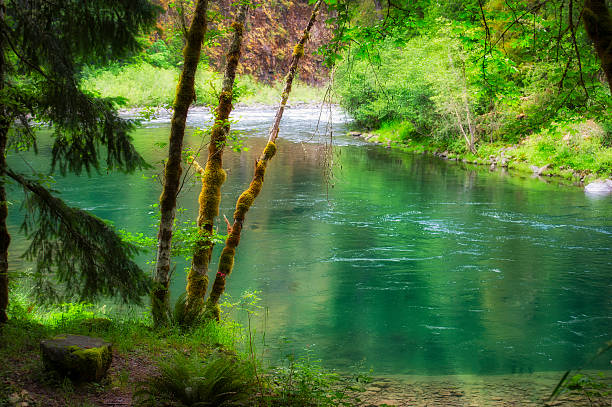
[40,334,112,382]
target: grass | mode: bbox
[366,118,612,183]
[82,63,326,108]
[0,287,365,407]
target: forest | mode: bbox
[0,0,611,406]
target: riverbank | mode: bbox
[359,371,612,406]
[0,292,365,406]
[348,119,612,188]
[3,290,610,407]
[3,308,609,406]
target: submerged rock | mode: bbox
[585,179,612,195]
[40,334,112,381]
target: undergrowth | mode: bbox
[1,286,366,407]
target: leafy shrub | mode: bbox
[265,354,367,407]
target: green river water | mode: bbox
[7,107,612,377]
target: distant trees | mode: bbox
[0,0,159,322]
[332,0,611,151]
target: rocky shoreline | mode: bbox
[355,371,611,407]
[348,131,612,195]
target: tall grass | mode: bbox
[83,63,326,108]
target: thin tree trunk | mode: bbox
[0,0,10,324]
[182,4,249,324]
[204,0,323,320]
[583,0,612,93]
[153,0,209,327]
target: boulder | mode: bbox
[530,163,551,176]
[585,179,612,195]
[40,334,112,381]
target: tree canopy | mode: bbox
[0,0,159,320]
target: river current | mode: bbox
[7,106,612,376]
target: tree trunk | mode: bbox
[153,0,209,327]
[0,0,10,324]
[182,4,249,324]
[204,0,323,320]
[373,0,383,19]
[0,127,9,325]
[584,0,612,93]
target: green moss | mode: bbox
[263,142,276,160]
[72,346,107,369]
[219,90,233,103]
[293,43,305,58]
[218,248,236,272]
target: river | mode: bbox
[6,106,612,377]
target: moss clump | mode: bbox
[219,90,233,103]
[72,346,111,376]
[200,166,227,222]
[262,142,276,160]
[293,43,305,58]
[231,21,244,34]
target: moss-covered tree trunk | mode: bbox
[0,0,10,324]
[204,0,323,320]
[0,124,9,325]
[182,4,249,324]
[583,0,612,93]
[153,0,209,327]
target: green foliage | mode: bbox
[134,351,256,407]
[0,0,159,311]
[83,65,324,108]
[335,36,436,131]
[4,289,365,407]
[119,205,226,261]
[333,0,612,176]
[12,172,151,305]
[266,351,368,407]
[549,340,612,405]
[553,372,612,402]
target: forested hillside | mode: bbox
[150,0,331,84]
[332,0,612,180]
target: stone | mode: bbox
[40,334,112,381]
[585,179,612,195]
[348,131,362,137]
[530,163,551,176]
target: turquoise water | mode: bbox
[7,107,612,376]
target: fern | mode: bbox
[134,351,255,407]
